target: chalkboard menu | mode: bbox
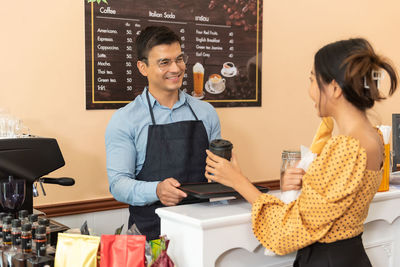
[85,0,262,109]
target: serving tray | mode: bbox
[179,182,269,199]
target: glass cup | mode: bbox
[192,62,205,99]
[280,150,301,191]
[0,117,6,138]
[6,116,17,137]
[0,114,30,138]
[0,177,26,214]
[14,120,30,138]
[0,116,16,138]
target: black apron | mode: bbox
[128,89,209,241]
[293,233,372,267]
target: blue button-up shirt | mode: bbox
[105,89,221,206]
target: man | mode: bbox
[105,26,221,241]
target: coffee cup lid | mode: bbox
[210,139,233,150]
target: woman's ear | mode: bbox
[331,80,343,99]
[137,61,148,77]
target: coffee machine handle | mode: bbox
[41,177,75,186]
[33,183,39,197]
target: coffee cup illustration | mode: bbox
[205,74,226,94]
[221,62,237,77]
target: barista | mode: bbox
[105,26,221,241]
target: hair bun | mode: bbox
[314,38,397,111]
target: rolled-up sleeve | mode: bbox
[105,113,159,206]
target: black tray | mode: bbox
[178,182,269,199]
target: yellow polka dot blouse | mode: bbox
[252,135,383,255]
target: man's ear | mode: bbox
[137,61,148,77]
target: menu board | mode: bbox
[85,0,262,109]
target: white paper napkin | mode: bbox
[264,145,316,256]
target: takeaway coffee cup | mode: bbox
[209,139,233,160]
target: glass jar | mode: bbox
[280,150,301,190]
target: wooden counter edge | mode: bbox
[254,179,280,191]
[34,197,129,218]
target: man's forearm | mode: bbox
[109,176,160,206]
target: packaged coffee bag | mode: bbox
[150,236,174,267]
[55,233,100,267]
[100,235,146,267]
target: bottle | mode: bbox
[0,212,7,241]
[27,226,54,267]
[18,211,29,226]
[27,215,38,253]
[37,219,53,256]
[2,217,12,248]
[12,223,34,266]
[0,213,8,267]
[3,219,22,266]
[11,219,22,249]
[37,220,49,248]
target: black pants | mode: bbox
[293,234,372,267]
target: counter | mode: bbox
[156,187,400,267]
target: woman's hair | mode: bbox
[314,38,398,111]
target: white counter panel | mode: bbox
[156,187,400,267]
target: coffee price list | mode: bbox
[85,0,262,109]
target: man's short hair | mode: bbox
[136,26,181,63]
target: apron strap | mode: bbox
[145,88,200,123]
[145,89,156,125]
[186,101,199,121]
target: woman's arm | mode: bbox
[205,150,262,204]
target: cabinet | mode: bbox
[156,187,400,267]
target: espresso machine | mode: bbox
[0,137,74,213]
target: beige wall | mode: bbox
[1,1,399,206]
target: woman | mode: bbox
[205,38,397,267]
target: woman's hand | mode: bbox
[205,150,246,188]
[281,167,304,191]
[205,150,262,204]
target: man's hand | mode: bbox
[156,178,187,206]
[281,167,304,191]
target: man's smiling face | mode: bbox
[141,41,186,93]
